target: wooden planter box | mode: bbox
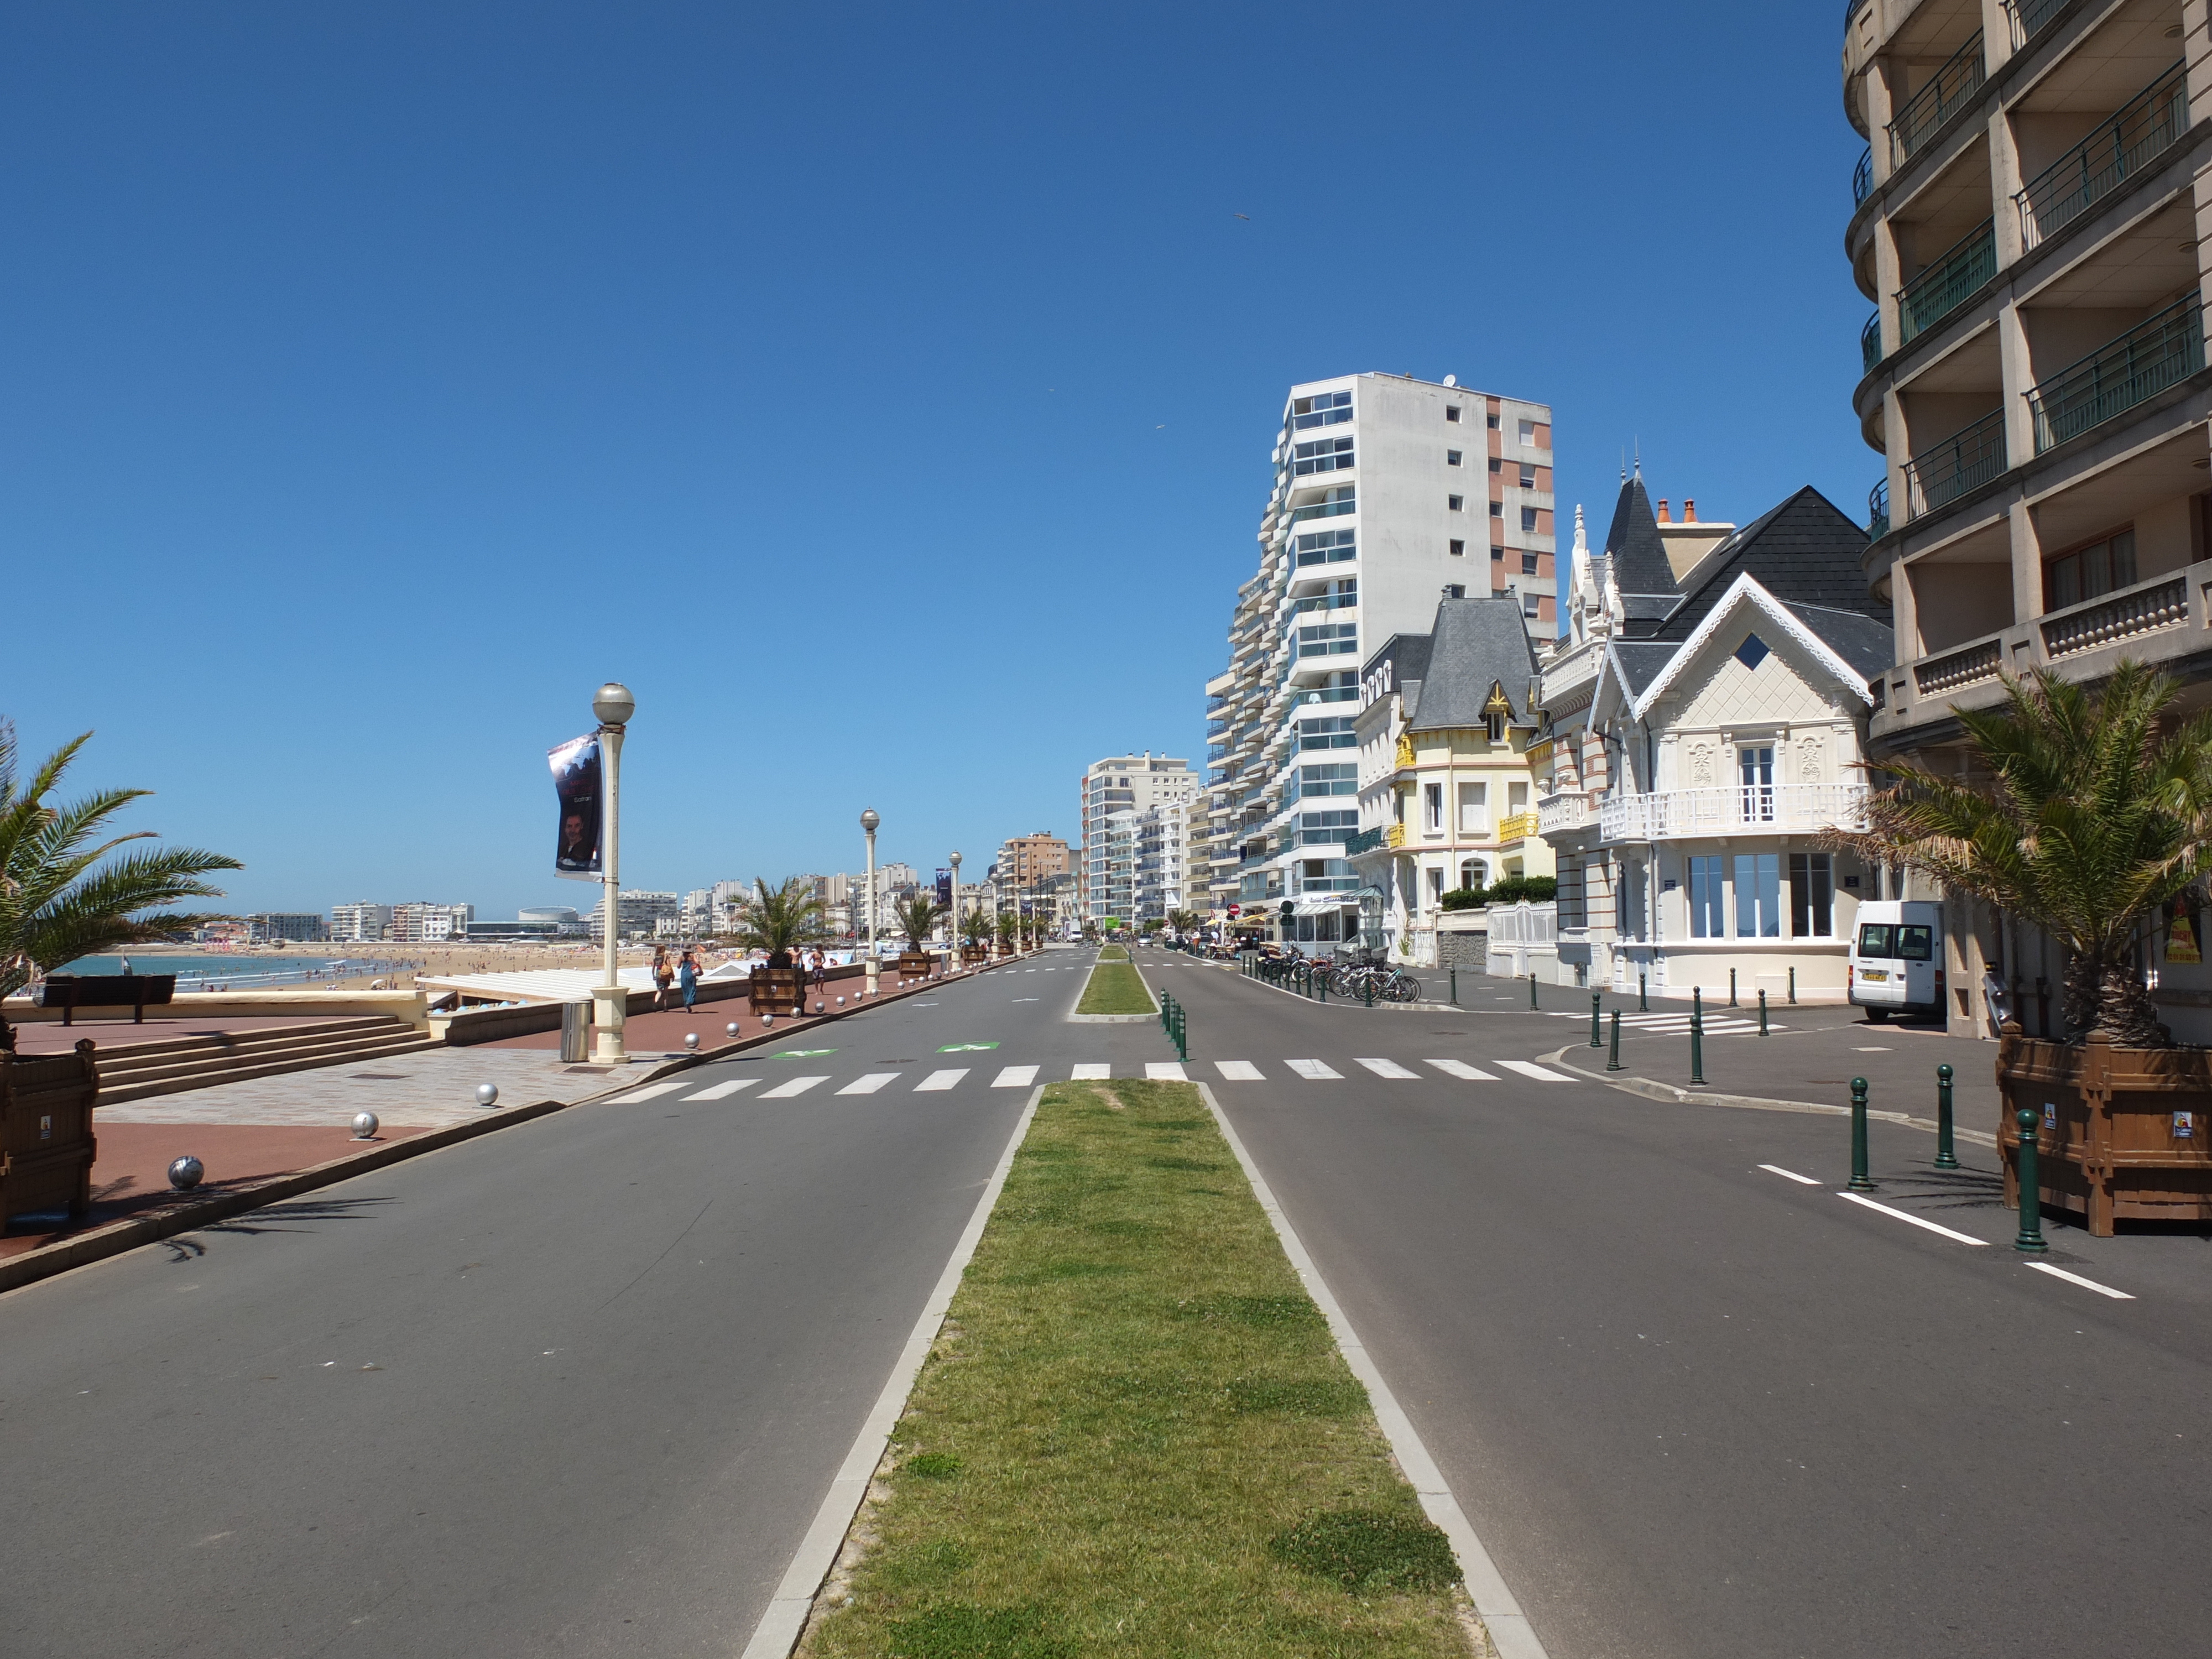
[995,942,1014,958]
[2,1039,100,1225]
[896,951,933,981]
[1997,1027,2212,1235]
[960,945,988,965]
[747,967,807,1016]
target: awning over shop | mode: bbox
[1291,895,1358,915]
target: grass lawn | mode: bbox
[797,1079,1477,1659]
[1095,944,1129,961]
[1076,958,1155,1015]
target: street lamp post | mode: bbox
[862,808,880,998]
[950,850,963,973]
[590,681,634,1064]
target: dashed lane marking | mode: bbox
[992,1065,1040,1088]
[1759,1163,1820,1185]
[2025,1261,2135,1299]
[836,1073,900,1095]
[1496,1060,1572,1082]
[1425,1058,1500,1081]
[1214,1060,1264,1081]
[611,1081,687,1103]
[684,1079,759,1100]
[761,1076,829,1099]
[1146,1062,1188,1081]
[1070,1062,1111,1081]
[1286,1059,1342,1080]
[1355,1058,1421,1079]
[915,1069,968,1092]
[1837,1190,1989,1246]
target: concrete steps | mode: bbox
[85,1018,442,1107]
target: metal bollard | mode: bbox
[2013,1107,2048,1252]
[1318,971,1326,1004]
[1729,967,1738,1008]
[1639,972,1648,1011]
[1606,1008,1622,1071]
[1449,966,1457,1005]
[1530,974,1538,1010]
[1849,1077,1874,1190]
[1690,987,1705,1086]
[1590,992,1603,1048]
[1758,988,1768,1036]
[1935,1063,1959,1170]
[1789,965,1797,1004]
[1364,975,1374,1008]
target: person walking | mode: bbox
[679,948,699,1011]
[651,946,674,1011]
[809,947,827,1000]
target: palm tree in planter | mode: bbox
[894,893,946,975]
[959,905,992,962]
[995,911,1018,956]
[732,877,826,968]
[1833,662,2212,1236]
[1,723,242,1053]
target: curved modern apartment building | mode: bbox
[1846,0,2212,1037]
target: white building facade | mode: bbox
[1079,754,1197,925]
[1204,373,1555,927]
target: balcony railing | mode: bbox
[2042,572,2190,659]
[1536,791,1592,835]
[1913,638,2004,696]
[1868,477,1890,540]
[2018,64,2188,249]
[2027,296,2205,453]
[1344,826,1385,855]
[1289,495,1357,525]
[1903,408,2006,519]
[1496,811,1537,844]
[1889,31,1985,168]
[1290,592,1358,617]
[1598,784,1872,843]
[1897,219,1995,345]
[2004,0,2070,46]
[1861,311,1884,374]
[1853,145,1872,206]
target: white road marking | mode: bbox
[611,1081,688,1103]
[1070,1062,1111,1080]
[1011,998,1039,1002]
[1214,1060,1264,1081]
[1496,1060,1572,1082]
[1837,1191,1989,1245]
[837,1073,900,1095]
[1425,1058,1499,1081]
[992,1065,1040,1088]
[684,1078,759,1100]
[914,1068,967,1091]
[1286,1058,1342,1080]
[1356,1058,1421,1079]
[761,1076,828,1099]
[1759,1163,1820,1185]
[2025,1261,2135,1299]
[1145,1062,1187,1081]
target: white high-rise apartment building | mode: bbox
[329,902,393,942]
[1078,753,1198,924]
[1204,373,1554,917]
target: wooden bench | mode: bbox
[36,974,177,1025]
[1,1039,100,1224]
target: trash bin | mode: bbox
[560,1000,591,1063]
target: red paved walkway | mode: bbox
[478,968,959,1052]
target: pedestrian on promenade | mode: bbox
[810,948,826,998]
[679,948,699,1010]
[651,946,674,1011]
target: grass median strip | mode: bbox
[797,1079,1478,1659]
[1075,957,1155,1015]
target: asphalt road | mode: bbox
[1139,945,2212,1659]
[0,950,1149,1659]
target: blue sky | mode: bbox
[2,2,1876,919]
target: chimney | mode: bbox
[1684,498,1697,523]
[1657,498,1670,524]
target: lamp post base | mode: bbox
[864,962,879,997]
[589,985,628,1063]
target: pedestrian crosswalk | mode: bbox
[609,1053,1577,1104]
[1545,1010,1786,1037]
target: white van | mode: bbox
[1848,899,1945,1022]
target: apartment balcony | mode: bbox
[1536,790,1593,836]
[2002,0,2069,46]
[1496,811,1537,846]
[1344,826,1386,855]
[1875,557,2212,745]
[1867,478,1890,541]
[1861,311,1883,375]
[1902,409,2005,521]
[1896,220,1995,347]
[2017,63,2188,252]
[1887,30,1984,169]
[1597,785,1871,845]
[2028,299,2204,455]
[1853,145,1871,207]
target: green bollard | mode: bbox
[2013,1107,2048,1252]
[1690,986,1705,1086]
[1935,1063,1959,1170]
[1730,967,1738,1008]
[1758,988,1768,1036]
[1364,975,1374,1008]
[1849,1077,1874,1190]
[1590,992,1603,1047]
[1639,971,1648,1012]
[1318,971,1327,1004]
[1606,1008,1622,1071]
[1789,965,1797,1005]
[1449,966,1458,1006]
[1530,974,1538,1010]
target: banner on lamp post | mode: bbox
[935,870,953,909]
[549,734,604,880]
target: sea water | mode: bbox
[55,954,405,990]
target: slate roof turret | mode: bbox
[1405,598,1541,731]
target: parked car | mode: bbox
[1848,899,1945,1022]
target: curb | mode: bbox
[1537,1047,2000,1149]
[1,955,1046,1300]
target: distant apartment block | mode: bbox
[328,902,393,943]
[246,912,327,943]
[1078,754,1198,922]
[1204,373,1554,920]
[390,902,474,943]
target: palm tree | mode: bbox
[731,877,825,967]
[895,893,946,954]
[1831,661,2212,1046]
[995,911,1018,952]
[0,722,242,1050]
[960,905,992,950]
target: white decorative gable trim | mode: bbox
[1627,573,1874,721]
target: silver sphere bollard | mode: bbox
[684,1032,698,1051]
[836,994,844,1006]
[726,1021,740,1037]
[476,1082,499,1108]
[352,1111,380,1140]
[168,1155,205,1192]
[761,1013,773,1027]
[814,1000,824,1014]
